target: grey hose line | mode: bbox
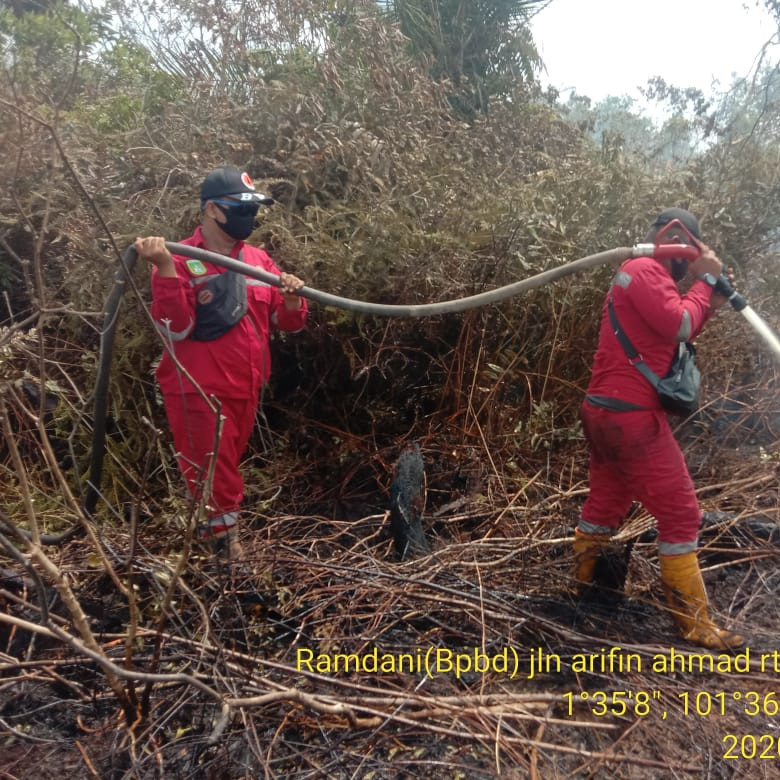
[165,242,634,317]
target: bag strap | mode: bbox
[607,297,661,389]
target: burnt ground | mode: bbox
[1,464,780,779]
[2,372,780,779]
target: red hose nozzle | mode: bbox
[639,243,701,261]
[631,242,748,312]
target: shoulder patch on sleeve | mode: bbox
[185,259,208,276]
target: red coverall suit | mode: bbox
[580,254,714,554]
[150,226,307,533]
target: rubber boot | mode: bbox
[659,552,744,649]
[213,529,245,564]
[572,529,613,595]
[198,516,245,563]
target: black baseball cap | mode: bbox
[651,208,701,240]
[200,166,274,205]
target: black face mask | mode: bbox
[216,205,258,241]
[670,258,689,282]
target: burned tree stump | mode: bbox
[389,444,430,560]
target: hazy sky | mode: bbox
[531,0,778,104]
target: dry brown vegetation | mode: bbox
[2,1,780,777]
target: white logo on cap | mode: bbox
[241,172,255,190]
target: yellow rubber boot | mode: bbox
[659,552,744,650]
[572,529,613,594]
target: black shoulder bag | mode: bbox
[190,252,248,341]
[608,297,700,417]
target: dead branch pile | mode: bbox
[2,415,780,778]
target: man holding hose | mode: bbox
[574,207,744,649]
[134,166,307,562]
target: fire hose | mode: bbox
[82,241,750,519]
[8,240,752,543]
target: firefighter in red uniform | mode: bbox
[574,208,744,649]
[134,167,307,560]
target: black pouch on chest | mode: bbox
[191,270,248,341]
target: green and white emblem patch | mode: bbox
[185,259,208,276]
